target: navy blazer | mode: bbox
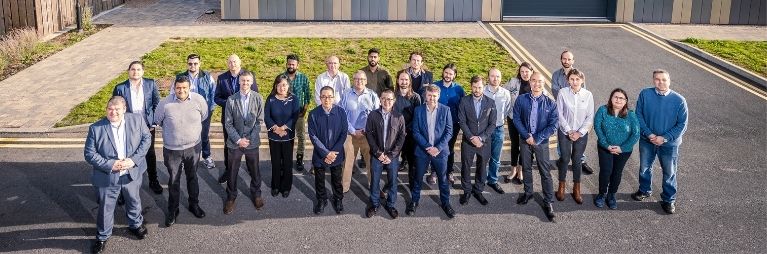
[112,78,160,127]
[412,104,453,158]
[214,69,258,109]
[512,93,558,145]
[411,70,433,95]
[84,113,152,188]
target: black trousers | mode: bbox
[402,134,417,189]
[163,143,201,212]
[460,144,489,194]
[314,164,343,201]
[221,114,231,177]
[446,121,460,174]
[597,146,632,194]
[146,128,158,183]
[269,140,294,193]
[506,117,521,167]
[226,147,262,200]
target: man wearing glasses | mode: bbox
[176,54,217,170]
[339,71,380,193]
[308,86,348,214]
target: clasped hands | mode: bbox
[469,136,483,148]
[111,158,135,172]
[377,153,392,165]
[271,125,289,137]
[324,151,339,164]
[648,134,666,146]
[567,130,582,141]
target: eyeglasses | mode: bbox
[320,96,334,99]
[612,96,627,101]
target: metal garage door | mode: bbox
[503,0,609,18]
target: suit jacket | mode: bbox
[410,70,433,95]
[224,91,264,150]
[512,93,558,145]
[365,109,406,159]
[412,104,453,158]
[458,95,497,152]
[214,69,258,109]
[112,78,160,127]
[84,113,152,188]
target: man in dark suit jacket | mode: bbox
[84,96,151,253]
[407,51,433,94]
[408,85,456,219]
[365,90,406,219]
[112,61,162,194]
[457,76,497,206]
[512,72,559,222]
[222,71,265,215]
[214,54,258,184]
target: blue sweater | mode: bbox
[593,105,640,152]
[264,94,300,141]
[636,88,688,146]
[512,93,558,145]
[307,105,348,167]
[434,80,465,123]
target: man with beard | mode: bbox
[431,63,465,185]
[406,51,433,94]
[279,54,311,172]
[175,54,217,170]
[551,50,593,174]
[457,76,496,206]
[360,48,393,96]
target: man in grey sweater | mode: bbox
[155,76,209,227]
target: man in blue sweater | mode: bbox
[632,69,688,214]
[512,72,558,222]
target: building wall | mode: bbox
[615,0,767,25]
[221,0,502,21]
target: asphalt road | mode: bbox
[0,24,765,253]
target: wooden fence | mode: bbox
[1,0,124,37]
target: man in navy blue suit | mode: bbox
[84,96,152,253]
[112,61,162,194]
[407,85,456,219]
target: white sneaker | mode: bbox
[203,157,215,169]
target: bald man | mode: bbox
[214,54,258,184]
[315,55,351,105]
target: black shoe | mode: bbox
[473,192,489,206]
[116,194,125,206]
[128,223,148,240]
[271,189,279,197]
[631,191,652,201]
[516,194,533,205]
[405,202,418,216]
[660,201,676,214]
[313,199,327,214]
[188,205,206,218]
[365,206,378,218]
[282,191,290,198]
[543,203,556,222]
[512,177,523,185]
[581,162,594,175]
[91,240,107,253]
[441,204,455,219]
[295,155,305,172]
[358,159,366,169]
[487,183,505,194]
[165,209,179,227]
[217,174,228,184]
[332,198,344,214]
[447,173,456,184]
[398,161,408,172]
[149,181,163,194]
[459,193,470,205]
[384,206,399,219]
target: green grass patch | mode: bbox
[681,38,767,77]
[57,37,517,127]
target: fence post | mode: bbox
[75,0,82,31]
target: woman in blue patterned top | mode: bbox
[265,75,300,198]
[593,88,640,209]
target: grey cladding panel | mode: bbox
[653,0,664,22]
[352,0,360,20]
[634,0,646,22]
[643,0,655,22]
[691,0,702,23]
[760,0,767,25]
[407,0,417,20]
[277,0,287,19]
[739,0,751,24]
[361,0,369,20]
[748,0,761,24]
[473,0,482,21]
[324,0,332,20]
[287,0,296,19]
[700,0,712,24]
[730,0,741,24]
[444,0,454,21]
[662,0,674,23]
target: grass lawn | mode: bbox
[56,37,517,127]
[681,38,767,77]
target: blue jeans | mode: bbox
[200,114,212,158]
[412,155,450,206]
[370,157,400,208]
[486,126,504,184]
[638,140,679,203]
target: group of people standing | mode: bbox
[83,48,688,253]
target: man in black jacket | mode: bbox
[365,90,406,219]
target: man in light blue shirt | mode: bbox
[339,70,380,192]
[483,68,512,194]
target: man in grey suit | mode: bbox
[223,71,265,215]
[457,76,496,206]
[84,96,151,253]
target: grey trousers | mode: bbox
[520,142,554,204]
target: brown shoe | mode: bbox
[223,200,235,215]
[572,182,583,204]
[253,197,265,210]
[556,182,566,201]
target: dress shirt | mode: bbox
[529,93,543,136]
[426,105,438,144]
[382,110,391,149]
[484,85,512,127]
[240,91,250,118]
[110,119,127,176]
[340,88,380,134]
[315,71,351,105]
[556,87,595,135]
[129,81,145,113]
